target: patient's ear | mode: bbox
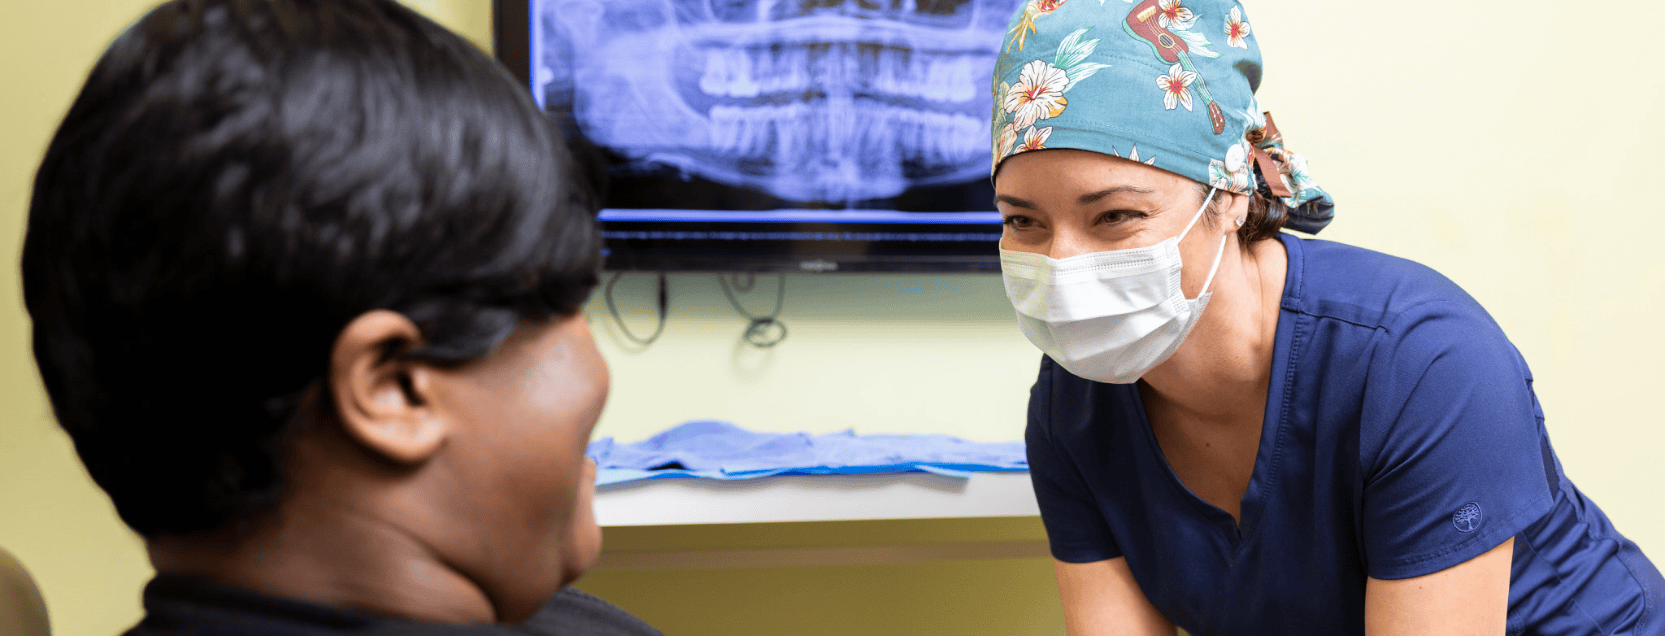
[328,310,448,465]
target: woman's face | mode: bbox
[995,148,1232,296]
[432,313,609,622]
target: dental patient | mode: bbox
[21,1,656,633]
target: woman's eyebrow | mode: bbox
[994,194,1037,209]
[1078,185,1154,204]
[995,185,1154,209]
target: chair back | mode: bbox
[0,547,50,636]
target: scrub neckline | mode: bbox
[1125,233,1301,550]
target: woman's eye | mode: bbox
[1002,215,1036,230]
[1097,210,1143,225]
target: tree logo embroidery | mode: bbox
[1452,502,1483,533]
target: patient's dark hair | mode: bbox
[21,0,603,538]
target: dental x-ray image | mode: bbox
[533,0,1020,211]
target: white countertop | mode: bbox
[595,471,1039,527]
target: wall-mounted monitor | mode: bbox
[494,0,1020,272]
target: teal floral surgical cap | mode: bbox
[990,0,1335,233]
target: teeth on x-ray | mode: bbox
[711,104,981,163]
[698,45,978,103]
[541,0,1019,204]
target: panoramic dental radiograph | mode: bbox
[535,0,1019,208]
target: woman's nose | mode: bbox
[1047,228,1098,260]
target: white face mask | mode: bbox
[1000,188,1228,384]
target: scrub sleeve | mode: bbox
[1357,300,1556,579]
[1026,363,1121,564]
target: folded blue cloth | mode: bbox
[588,421,1027,486]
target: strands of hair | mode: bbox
[21,0,603,537]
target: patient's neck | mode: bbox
[148,494,496,623]
[145,429,499,624]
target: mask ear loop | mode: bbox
[1179,187,1230,300]
[1177,187,1219,240]
[1197,231,1230,298]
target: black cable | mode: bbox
[728,273,756,293]
[718,273,788,348]
[604,272,668,346]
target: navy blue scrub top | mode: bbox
[1026,233,1665,635]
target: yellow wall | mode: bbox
[398,0,494,51]
[2,1,1661,635]
[3,5,163,636]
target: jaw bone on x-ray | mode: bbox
[536,0,1020,206]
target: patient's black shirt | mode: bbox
[123,576,662,636]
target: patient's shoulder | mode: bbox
[515,588,663,636]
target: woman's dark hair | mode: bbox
[1197,180,1285,244]
[20,0,603,538]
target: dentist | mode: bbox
[990,1,1663,634]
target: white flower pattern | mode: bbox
[1110,145,1158,166]
[1225,6,1251,49]
[1156,63,1198,111]
[1016,126,1053,153]
[1156,0,1195,29]
[1005,60,1071,130]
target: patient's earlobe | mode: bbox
[329,310,448,465]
